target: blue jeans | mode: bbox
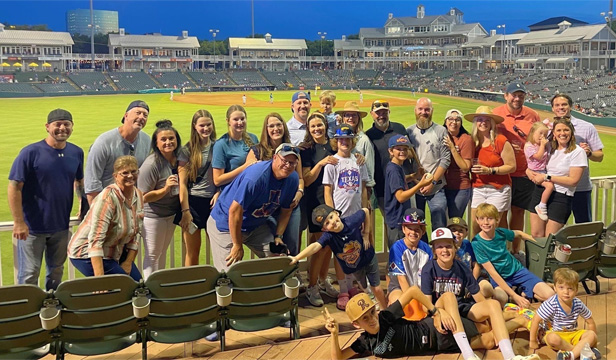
[572,190,592,223]
[445,188,472,218]
[70,250,142,281]
[415,189,447,239]
[17,230,69,290]
[269,206,301,256]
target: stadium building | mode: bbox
[228,34,307,71]
[66,9,119,36]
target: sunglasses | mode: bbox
[372,101,389,110]
[512,125,527,139]
[278,144,299,154]
[128,144,135,156]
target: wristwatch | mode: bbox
[546,174,552,182]
[427,307,439,317]
[275,234,284,240]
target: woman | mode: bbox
[138,120,181,279]
[527,119,587,237]
[336,101,375,190]
[464,106,516,234]
[212,104,258,188]
[245,112,304,256]
[68,156,144,281]
[177,110,217,266]
[443,109,473,218]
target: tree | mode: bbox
[246,33,266,38]
[347,34,360,40]
[1,22,51,31]
[199,39,228,55]
[306,39,334,56]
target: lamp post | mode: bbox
[497,24,506,69]
[601,12,613,70]
[318,31,327,68]
[210,29,219,69]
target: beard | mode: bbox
[416,115,432,129]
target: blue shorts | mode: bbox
[489,267,542,298]
[350,255,381,288]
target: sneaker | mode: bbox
[518,308,535,330]
[467,354,481,360]
[205,332,219,341]
[504,303,521,312]
[318,278,339,298]
[592,347,602,359]
[556,351,574,360]
[337,292,350,311]
[348,287,361,298]
[509,355,540,360]
[535,205,548,221]
[306,285,324,307]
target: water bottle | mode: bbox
[170,168,179,196]
[580,342,593,360]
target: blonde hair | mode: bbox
[186,109,217,183]
[553,268,579,290]
[113,155,138,173]
[475,203,499,219]
[471,116,497,148]
[527,122,549,146]
[320,90,336,103]
[225,104,255,147]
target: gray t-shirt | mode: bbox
[138,154,180,218]
[85,128,151,194]
[178,142,216,198]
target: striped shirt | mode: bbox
[536,294,591,331]
[68,184,144,261]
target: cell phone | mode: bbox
[269,241,289,255]
[188,221,198,235]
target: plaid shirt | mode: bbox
[68,184,144,261]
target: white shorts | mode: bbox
[471,185,512,212]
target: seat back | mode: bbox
[53,275,140,356]
[597,221,616,278]
[0,285,51,359]
[144,266,221,343]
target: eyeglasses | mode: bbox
[474,117,490,123]
[118,170,139,178]
[128,144,135,156]
[446,117,462,123]
[277,144,299,155]
[371,101,389,110]
[512,125,527,139]
[277,154,298,168]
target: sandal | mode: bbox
[337,293,350,311]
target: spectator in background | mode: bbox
[8,109,84,290]
[442,109,473,218]
[85,100,150,204]
[287,91,312,145]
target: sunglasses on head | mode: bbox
[372,101,389,110]
[512,125,527,139]
[279,144,299,154]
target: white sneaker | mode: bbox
[319,278,339,298]
[306,285,324,307]
[535,205,548,221]
[509,354,540,360]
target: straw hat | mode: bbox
[463,105,504,124]
[335,101,368,118]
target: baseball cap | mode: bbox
[388,134,411,148]
[121,100,149,123]
[430,227,455,244]
[312,204,340,228]
[371,100,390,112]
[345,292,376,322]
[447,217,468,230]
[333,124,355,139]
[275,143,300,159]
[445,109,463,120]
[291,91,311,103]
[399,208,425,225]
[47,109,73,123]
[506,82,527,94]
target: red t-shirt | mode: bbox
[493,105,540,177]
[445,133,473,190]
[472,134,512,190]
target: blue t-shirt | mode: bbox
[325,113,338,139]
[210,160,299,232]
[472,228,522,279]
[421,259,479,303]
[317,210,374,275]
[211,132,258,173]
[456,239,476,270]
[9,140,84,233]
[388,239,433,287]
[384,161,410,228]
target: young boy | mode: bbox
[319,90,340,139]
[384,134,431,248]
[422,227,535,360]
[290,204,387,310]
[472,203,555,309]
[323,284,540,360]
[529,268,601,360]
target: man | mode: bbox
[85,100,150,203]
[407,98,450,233]
[493,82,540,250]
[207,143,300,271]
[365,100,411,215]
[287,91,312,145]
[551,94,604,223]
[8,109,84,290]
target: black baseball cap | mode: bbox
[47,109,73,123]
[121,100,149,123]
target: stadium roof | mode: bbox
[333,38,363,50]
[390,14,455,27]
[528,16,588,31]
[0,25,74,46]
[462,32,527,48]
[516,24,609,45]
[359,22,483,39]
[108,33,199,48]
[228,37,307,50]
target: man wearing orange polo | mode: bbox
[493,82,540,253]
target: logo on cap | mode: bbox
[357,299,370,311]
[397,137,408,143]
[435,228,445,237]
[452,218,460,224]
[315,215,324,223]
[409,211,420,221]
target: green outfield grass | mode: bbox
[1,90,615,285]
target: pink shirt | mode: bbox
[524,142,549,172]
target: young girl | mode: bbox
[524,122,553,221]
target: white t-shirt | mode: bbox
[322,154,368,217]
[546,145,587,196]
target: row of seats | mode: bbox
[0,257,299,360]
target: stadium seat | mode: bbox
[597,221,616,280]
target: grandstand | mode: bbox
[261,70,300,89]
[327,69,354,88]
[226,69,270,87]
[353,69,378,88]
[0,83,41,93]
[66,72,114,92]
[36,82,79,93]
[108,72,158,91]
[151,71,193,89]
[188,71,233,87]
[293,69,331,88]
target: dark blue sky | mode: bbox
[1,1,613,41]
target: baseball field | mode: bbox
[1,90,615,285]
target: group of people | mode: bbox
[8,83,604,360]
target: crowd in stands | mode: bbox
[8,81,607,359]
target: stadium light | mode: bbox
[318,31,327,68]
[497,24,506,69]
[601,12,613,70]
[210,29,219,69]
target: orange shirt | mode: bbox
[493,104,540,177]
[472,134,512,190]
